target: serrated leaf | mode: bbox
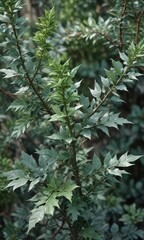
[59,181,78,202]
[118,153,141,167]
[45,194,59,215]
[50,114,65,122]
[27,205,45,233]
[11,117,32,138]
[4,170,25,180]
[90,82,101,100]
[0,14,10,23]
[109,155,118,166]
[101,76,110,88]
[75,104,83,110]
[0,69,21,78]
[68,205,80,222]
[105,69,116,82]
[29,178,40,191]
[97,125,109,136]
[92,155,101,170]
[112,60,123,75]
[21,152,38,170]
[70,65,81,77]
[8,98,27,111]
[81,129,91,139]
[74,79,82,88]
[6,178,28,190]
[116,84,128,91]
[15,87,29,95]
[80,227,100,239]
[107,168,127,177]
[49,133,62,140]
[119,52,128,64]
[104,152,112,166]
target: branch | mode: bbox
[0,87,16,99]
[134,10,144,45]
[9,14,53,116]
[52,219,65,240]
[76,60,136,139]
[98,31,118,48]
[62,87,82,196]
[90,65,131,117]
[60,208,79,240]
[119,0,127,51]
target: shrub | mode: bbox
[0,0,144,239]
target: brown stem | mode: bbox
[98,31,118,48]
[134,11,144,45]
[0,87,16,99]
[62,88,82,195]
[73,31,118,48]
[119,0,127,51]
[61,209,79,240]
[52,218,65,240]
[70,141,82,195]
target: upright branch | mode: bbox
[119,0,127,51]
[134,10,144,45]
[10,21,53,115]
[62,87,82,196]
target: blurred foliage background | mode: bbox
[0,0,144,239]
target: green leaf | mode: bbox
[105,69,116,82]
[68,205,80,222]
[104,152,112,166]
[107,168,127,177]
[111,223,119,234]
[71,65,81,78]
[119,52,128,64]
[90,82,101,100]
[81,129,91,140]
[29,178,40,191]
[48,133,62,140]
[80,227,101,239]
[4,170,25,180]
[0,69,21,78]
[97,125,109,136]
[6,178,28,190]
[116,84,128,91]
[45,193,59,215]
[0,14,10,23]
[27,205,45,233]
[112,60,123,75]
[58,181,78,202]
[8,98,27,112]
[21,152,38,170]
[118,152,141,167]
[92,154,101,171]
[11,117,32,138]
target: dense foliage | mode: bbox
[0,0,144,239]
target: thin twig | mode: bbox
[0,87,16,99]
[98,31,118,48]
[52,219,65,239]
